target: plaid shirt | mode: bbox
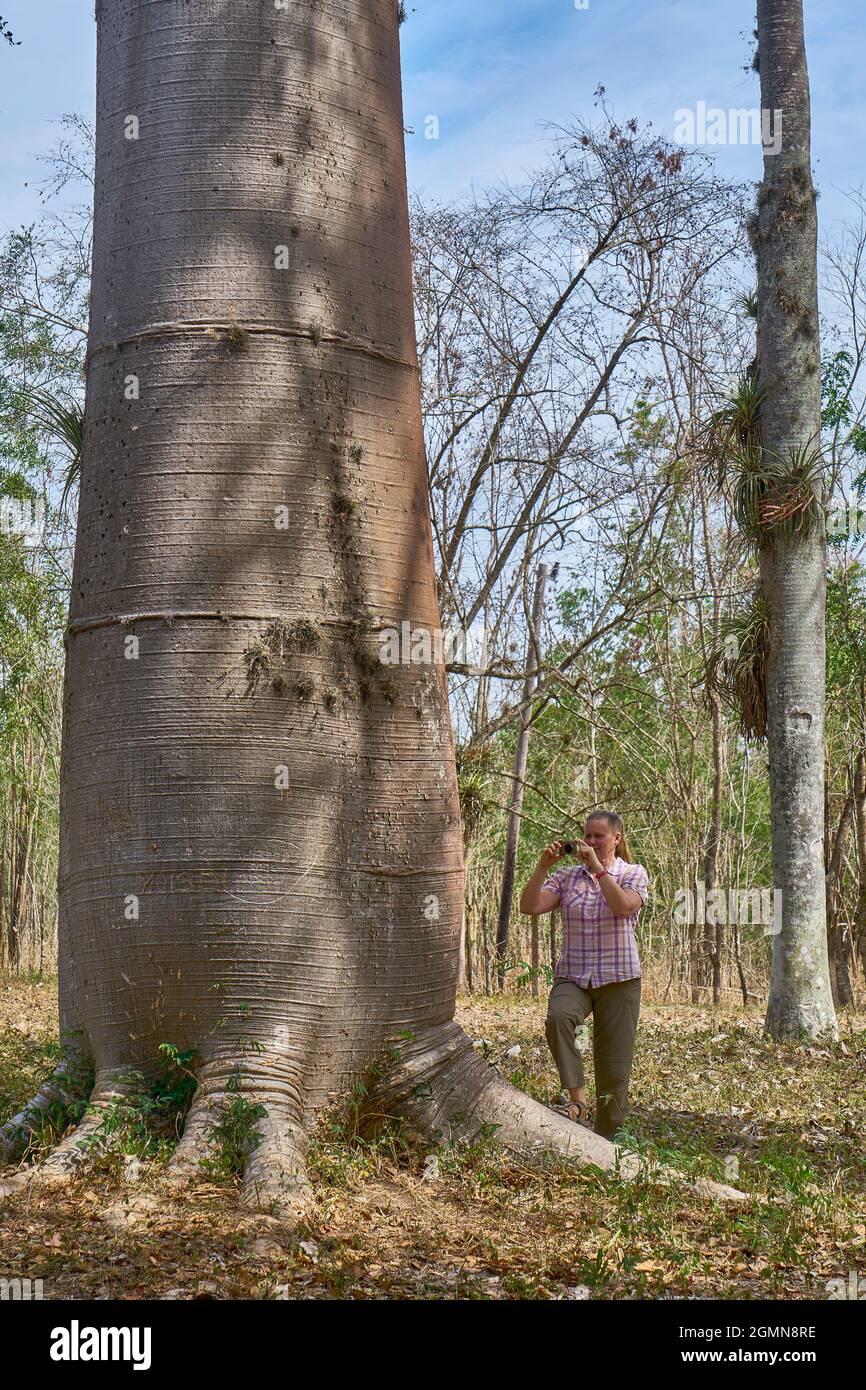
[542,857,649,987]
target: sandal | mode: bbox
[564,1099,593,1128]
[549,1094,592,1128]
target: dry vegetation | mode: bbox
[1,975,864,1300]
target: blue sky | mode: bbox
[0,0,862,236]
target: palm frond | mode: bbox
[20,386,85,516]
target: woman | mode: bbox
[519,811,649,1140]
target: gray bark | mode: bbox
[2,0,745,1210]
[755,0,838,1039]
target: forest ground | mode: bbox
[1,974,864,1300]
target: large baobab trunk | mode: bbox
[0,0,744,1212]
[754,0,837,1040]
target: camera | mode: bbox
[561,841,576,854]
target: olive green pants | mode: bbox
[545,977,642,1140]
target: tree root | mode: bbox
[0,1049,91,1167]
[2,1048,312,1223]
[26,1069,137,1190]
[2,1023,748,1216]
[157,1053,312,1225]
[371,1023,749,1204]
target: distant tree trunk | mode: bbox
[852,751,866,982]
[825,787,854,1008]
[704,692,725,1005]
[496,563,548,988]
[462,894,473,994]
[481,903,491,996]
[530,915,539,998]
[688,883,702,1004]
[755,0,838,1039]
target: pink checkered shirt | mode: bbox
[542,857,649,987]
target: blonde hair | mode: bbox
[586,810,634,863]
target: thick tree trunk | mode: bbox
[754,0,837,1040]
[0,0,743,1211]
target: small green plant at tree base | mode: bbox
[0,1037,93,1161]
[152,1043,199,1119]
[72,1044,201,1166]
[199,1067,268,1181]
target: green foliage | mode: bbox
[501,956,554,991]
[198,1067,267,1181]
[735,441,825,541]
[80,1045,199,1165]
[455,742,495,846]
[702,372,766,491]
[0,1032,91,1159]
[826,566,866,711]
[822,349,855,431]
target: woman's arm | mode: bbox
[519,841,564,915]
[596,874,642,916]
[577,840,645,915]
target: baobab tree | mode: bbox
[1,0,742,1214]
[752,0,838,1038]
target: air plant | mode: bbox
[704,590,770,741]
[729,440,825,541]
[700,372,766,491]
[700,374,825,541]
[455,744,493,847]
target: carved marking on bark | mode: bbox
[65,611,393,641]
[86,322,417,374]
[786,707,813,730]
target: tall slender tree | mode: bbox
[495,562,548,989]
[0,0,750,1214]
[753,0,838,1038]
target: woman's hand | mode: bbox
[539,840,565,870]
[577,839,604,874]
[520,842,566,916]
